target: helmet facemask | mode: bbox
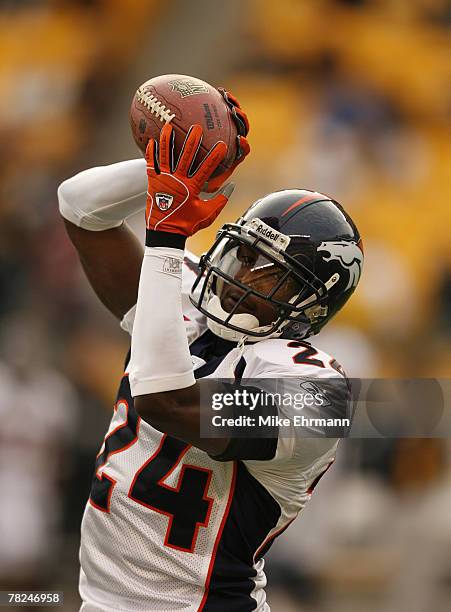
[190,219,334,342]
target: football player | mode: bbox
[58,96,363,611]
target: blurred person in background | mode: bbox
[0,313,79,595]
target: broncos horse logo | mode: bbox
[318,241,363,290]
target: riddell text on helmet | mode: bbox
[255,224,281,242]
[248,219,290,250]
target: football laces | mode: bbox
[136,88,176,123]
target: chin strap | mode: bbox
[206,295,261,340]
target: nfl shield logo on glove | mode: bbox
[155,193,174,211]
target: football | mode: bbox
[130,74,239,177]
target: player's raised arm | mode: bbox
[57,158,147,318]
[129,124,238,456]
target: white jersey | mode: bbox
[79,252,349,612]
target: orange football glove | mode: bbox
[205,88,250,193]
[145,123,234,240]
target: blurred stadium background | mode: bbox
[0,1,450,610]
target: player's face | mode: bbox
[216,243,301,326]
